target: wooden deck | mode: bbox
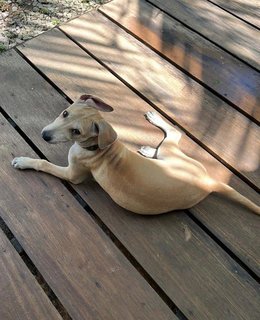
[0,0,259,319]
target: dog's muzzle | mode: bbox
[42,130,52,142]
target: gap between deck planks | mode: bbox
[15,28,260,276]
[206,0,260,28]
[146,0,260,70]
[59,11,260,190]
[0,115,176,319]
[99,0,260,123]
[0,45,259,320]
[0,227,62,320]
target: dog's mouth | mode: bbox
[42,138,68,144]
[44,140,60,144]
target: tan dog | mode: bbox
[12,95,260,215]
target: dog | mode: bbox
[12,95,260,215]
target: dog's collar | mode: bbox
[84,144,99,151]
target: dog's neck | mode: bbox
[84,144,99,151]
[78,136,99,150]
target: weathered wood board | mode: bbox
[0,228,62,320]
[208,0,260,28]
[147,0,260,69]
[100,0,260,122]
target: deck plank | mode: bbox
[59,12,260,189]
[147,0,260,70]
[1,44,259,319]
[0,227,62,320]
[100,0,260,122]
[0,111,175,320]
[208,0,260,28]
[16,28,260,276]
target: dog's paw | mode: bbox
[144,111,165,127]
[138,146,157,158]
[12,157,33,170]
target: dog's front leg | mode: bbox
[12,157,85,184]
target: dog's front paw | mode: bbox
[12,157,34,170]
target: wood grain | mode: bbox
[148,0,260,69]
[100,0,260,122]
[208,0,260,28]
[59,12,260,188]
[1,45,259,319]
[0,113,175,320]
[0,228,62,320]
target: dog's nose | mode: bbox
[42,131,52,142]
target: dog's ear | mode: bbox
[79,95,113,112]
[93,120,117,149]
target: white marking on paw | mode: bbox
[11,157,32,170]
[138,146,156,158]
[145,111,166,127]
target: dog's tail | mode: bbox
[205,178,260,215]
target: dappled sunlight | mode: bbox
[59,6,260,185]
[209,0,260,28]
[180,142,232,183]
[105,0,202,80]
[62,13,204,125]
[163,0,260,68]
[238,91,260,121]
[17,0,260,189]
[206,103,259,172]
[19,30,164,150]
[235,120,260,172]
[99,0,259,181]
[1,4,260,316]
[100,0,260,123]
[111,123,163,150]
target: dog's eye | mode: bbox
[63,110,69,118]
[72,128,80,135]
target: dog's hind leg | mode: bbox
[138,146,157,158]
[12,157,86,184]
[145,111,182,145]
[138,112,182,159]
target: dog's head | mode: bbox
[41,95,117,149]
